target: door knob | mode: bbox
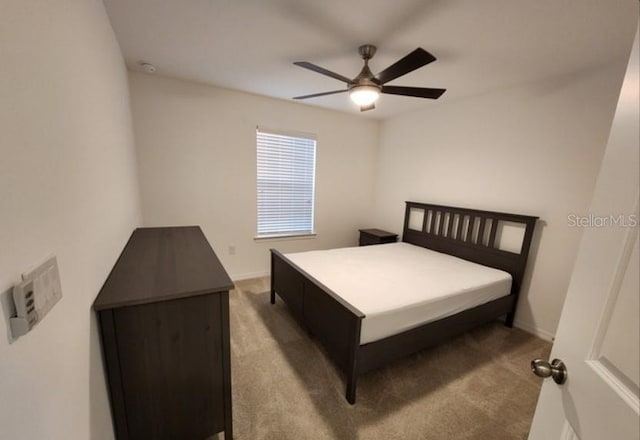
[531,358,567,384]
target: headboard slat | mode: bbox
[466,216,474,243]
[445,212,453,238]
[456,214,465,241]
[478,217,487,246]
[437,212,443,237]
[429,210,437,235]
[488,218,498,248]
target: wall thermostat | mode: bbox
[10,256,63,338]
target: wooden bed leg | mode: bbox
[345,321,362,405]
[505,311,515,328]
[270,251,276,304]
[346,374,357,405]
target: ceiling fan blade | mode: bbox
[360,103,375,112]
[381,85,446,99]
[376,48,437,84]
[293,89,349,100]
[294,61,354,84]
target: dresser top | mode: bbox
[358,228,398,239]
[94,226,233,311]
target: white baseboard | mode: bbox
[514,319,555,342]
[230,270,270,282]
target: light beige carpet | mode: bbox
[226,277,551,440]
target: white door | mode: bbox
[528,24,639,440]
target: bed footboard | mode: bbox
[358,295,515,375]
[270,249,365,403]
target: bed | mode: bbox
[270,201,538,404]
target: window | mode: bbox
[256,128,316,238]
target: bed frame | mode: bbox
[270,201,538,404]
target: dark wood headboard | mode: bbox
[402,201,538,297]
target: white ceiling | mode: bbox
[103,0,638,120]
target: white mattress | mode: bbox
[285,242,512,344]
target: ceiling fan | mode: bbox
[293,44,446,112]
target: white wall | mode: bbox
[373,59,634,339]
[0,1,141,439]
[129,72,379,279]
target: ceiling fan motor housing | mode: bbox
[350,69,380,90]
[358,44,377,61]
[352,45,381,91]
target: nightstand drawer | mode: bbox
[359,229,398,246]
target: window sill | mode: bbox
[254,233,317,242]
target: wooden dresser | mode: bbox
[94,226,234,440]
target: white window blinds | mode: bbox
[256,129,317,238]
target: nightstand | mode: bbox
[358,228,398,246]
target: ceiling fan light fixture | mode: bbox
[349,85,380,106]
[293,45,445,109]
